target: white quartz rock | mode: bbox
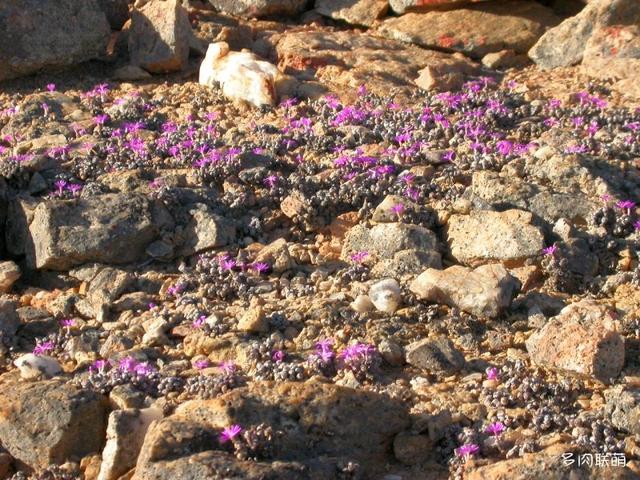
[14,353,62,380]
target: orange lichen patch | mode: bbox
[437,34,457,48]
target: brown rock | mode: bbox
[390,0,487,15]
[525,299,625,382]
[415,53,485,91]
[315,0,388,27]
[254,238,295,273]
[0,261,20,293]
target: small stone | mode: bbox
[525,299,624,382]
[378,338,405,366]
[315,0,388,27]
[254,238,295,273]
[410,264,519,319]
[109,384,146,410]
[14,353,62,380]
[405,337,465,375]
[142,318,170,346]
[351,294,375,313]
[369,278,402,314]
[0,261,20,293]
[238,305,269,333]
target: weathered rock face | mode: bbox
[133,381,409,478]
[0,0,111,81]
[0,300,19,337]
[447,209,545,266]
[368,278,402,314]
[389,0,487,15]
[378,1,559,59]
[129,0,193,73]
[178,203,237,256]
[13,353,62,380]
[97,0,130,30]
[11,193,172,270]
[208,0,309,18]
[0,375,108,470]
[410,264,520,318]
[275,30,481,95]
[0,261,20,293]
[525,299,625,382]
[315,0,388,27]
[605,385,640,435]
[199,42,284,107]
[405,337,466,375]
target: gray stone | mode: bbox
[605,386,640,435]
[16,193,172,270]
[447,209,545,266]
[208,0,309,18]
[406,337,465,375]
[129,0,193,73]
[87,268,134,318]
[97,0,130,30]
[0,376,108,470]
[525,299,625,382]
[371,249,442,278]
[368,278,402,314]
[0,300,19,337]
[0,261,20,293]
[410,264,519,319]
[0,0,111,81]
[178,203,236,256]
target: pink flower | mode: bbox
[90,359,109,373]
[390,203,405,216]
[486,367,500,381]
[59,318,75,328]
[263,175,278,188]
[486,422,505,437]
[272,350,285,363]
[455,443,480,459]
[118,356,138,372]
[542,245,557,256]
[46,83,56,92]
[350,251,369,263]
[634,220,640,231]
[193,316,206,329]
[33,341,55,356]
[251,262,270,274]
[194,359,210,370]
[220,361,237,374]
[219,424,242,443]
[616,200,636,213]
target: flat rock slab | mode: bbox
[390,0,488,15]
[378,0,559,59]
[410,263,519,319]
[208,0,309,18]
[447,209,545,266]
[17,193,171,270]
[0,0,111,81]
[0,375,108,470]
[406,337,466,375]
[275,30,481,95]
[315,0,388,27]
[134,381,409,478]
[525,299,625,382]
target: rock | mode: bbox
[0,0,111,81]
[605,385,640,435]
[389,0,486,15]
[315,0,388,27]
[14,353,62,380]
[178,203,236,256]
[350,294,375,313]
[133,381,409,478]
[378,338,405,366]
[342,222,439,263]
[0,376,108,470]
[276,30,481,96]
[207,0,309,18]
[405,337,466,375]
[481,49,529,69]
[254,238,295,273]
[200,42,284,107]
[0,300,19,337]
[415,53,486,91]
[378,1,559,59]
[371,249,442,278]
[447,209,545,266]
[87,268,134,319]
[97,0,130,30]
[237,305,269,333]
[0,452,11,478]
[112,64,153,81]
[129,0,193,73]
[0,261,20,293]
[14,193,171,270]
[410,264,519,319]
[368,278,402,314]
[525,299,625,382]
[142,318,170,345]
[98,407,163,480]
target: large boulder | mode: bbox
[410,264,520,319]
[133,381,409,479]
[0,0,111,81]
[525,299,625,382]
[208,0,309,18]
[315,0,388,27]
[447,209,545,267]
[129,0,193,73]
[0,375,108,470]
[97,0,130,30]
[389,0,487,15]
[10,193,172,270]
[378,0,559,59]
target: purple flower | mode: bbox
[59,318,75,328]
[542,245,557,256]
[486,367,500,381]
[221,258,237,271]
[68,183,83,196]
[94,114,109,125]
[272,350,285,363]
[264,175,278,188]
[193,316,206,329]
[251,262,270,274]
[220,361,237,374]
[496,140,513,156]
[616,200,636,213]
[634,220,640,231]
[350,251,369,263]
[455,443,480,459]
[33,341,55,356]
[486,422,505,437]
[118,356,138,372]
[194,359,210,370]
[134,362,156,377]
[41,103,50,116]
[219,424,242,443]
[357,84,367,97]
[90,359,109,373]
[54,179,68,195]
[390,203,405,216]
[46,83,56,92]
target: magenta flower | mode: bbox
[455,443,480,459]
[54,179,68,195]
[221,258,237,271]
[134,362,156,377]
[634,220,640,231]
[390,203,405,216]
[193,316,206,329]
[616,200,636,213]
[486,422,505,437]
[272,350,285,363]
[59,318,75,328]
[68,183,83,196]
[90,359,109,373]
[219,424,242,443]
[220,360,237,374]
[350,251,369,263]
[46,83,56,92]
[194,359,210,370]
[264,175,278,188]
[486,367,500,381]
[118,356,138,372]
[251,262,270,274]
[357,84,367,96]
[33,341,55,356]
[542,245,557,256]
[94,114,109,125]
